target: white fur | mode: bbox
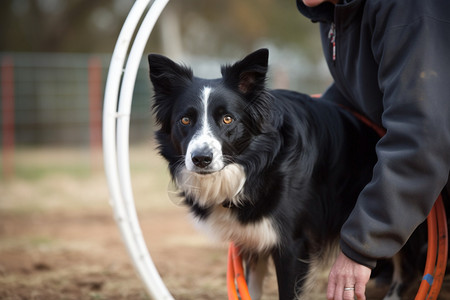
[176,163,246,207]
[176,161,279,253]
[185,87,224,172]
[295,241,340,300]
[194,206,279,253]
[247,255,270,300]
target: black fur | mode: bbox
[148,49,425,299]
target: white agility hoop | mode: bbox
[102,0,173,299]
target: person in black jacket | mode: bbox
[297,0,450,299]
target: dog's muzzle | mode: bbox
[191,149,213,168]
[185,134,224,172]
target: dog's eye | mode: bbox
[223,115,234,125]
[180,117,191,125]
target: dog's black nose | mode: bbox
[191,152,213,168]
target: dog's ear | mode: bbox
[148,54,193,96]
[149,54,193,134]
[221,48,269,95]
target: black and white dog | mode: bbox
[148,49,426,300]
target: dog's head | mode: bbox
[149,49,271,177]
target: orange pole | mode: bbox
[227,245,240,300]
[231,244,252,300]
[227,243,252,300]
[415,203,438,300]
[427,195,448,300]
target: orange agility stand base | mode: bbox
[415,195,448,300]
[227,243,252,300]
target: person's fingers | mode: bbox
[328,258,347,300]
[326,283,336,300]
[354,281,366,300]
[334,281,345,300]
[342,286,355,300]
[327,251,371,300]
[331,275,351,300]
[326,265,338,300]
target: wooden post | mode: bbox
[88,56,102,171]
[1,56,15,179]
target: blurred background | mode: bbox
[0,0,331,150]
[0,1,332,299]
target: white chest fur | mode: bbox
[176,163,279,253]
[192,205,279,253]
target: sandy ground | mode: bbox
[0,146,279,300]
[0,147,448,299]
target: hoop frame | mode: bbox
[102,0,172,299]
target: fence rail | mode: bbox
[0,51,331,178]
[0,52,154,148]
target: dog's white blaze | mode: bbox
[194,207,279,253]
[200,87,210,136]
[185,86,224,172]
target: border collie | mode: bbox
[148,49,426,300]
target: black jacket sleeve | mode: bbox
[339,2,450,268]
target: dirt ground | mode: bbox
[0,147,449,300]
[0,146,280,300]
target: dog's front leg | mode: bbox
[245,254,269,300]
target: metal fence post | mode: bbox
[89,55,103,171]
[1,55,15,179]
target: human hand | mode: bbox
[326,251,371,300]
